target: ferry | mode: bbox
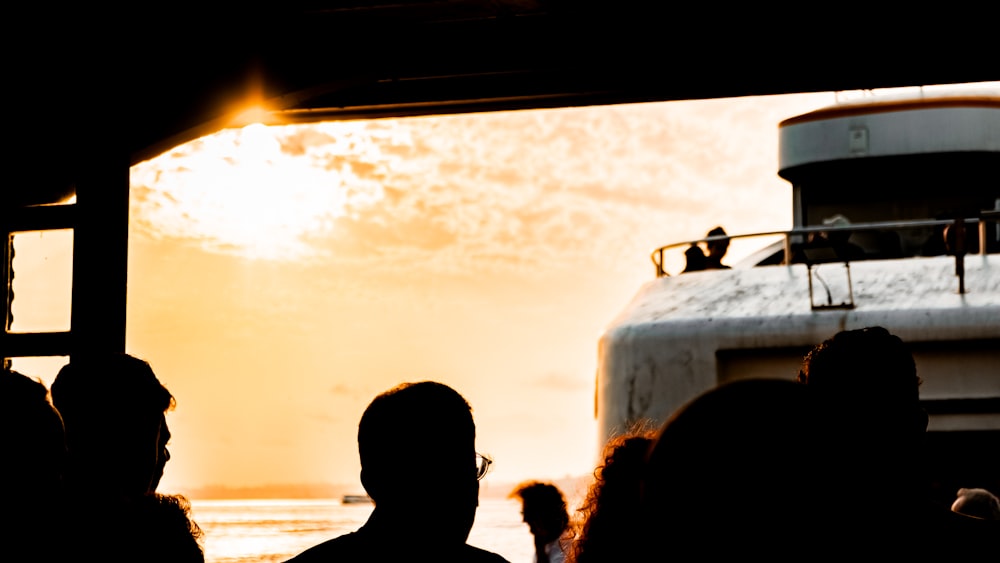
[595,90,1000,498]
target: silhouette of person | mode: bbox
[796,326,926,439]
[793,214,867,264]
[942,219,980,255]
[796,326,996,552]
[1,367,67,498]
[51,353,204,562]
[570,426,656,563]
[1,368,70,560]
[121,492,206,563]
[951,487,1000,520]
[52,353,175,498]
[871,228,903,259]
[681,244,707,273]
[510,481,572,563]
[704,226,732,269]
[920,222,950,256]
[285,381,510,563]
[921,213,983,257]
[636,379,833,558]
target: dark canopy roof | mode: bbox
[9,1,997,203]
[2,1,995,359]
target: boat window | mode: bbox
[7,356,68,389]
[8,230,73,334]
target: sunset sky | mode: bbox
[12,82,997,495]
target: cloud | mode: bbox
[132,92,834,280]
[130,123,391,261]
[327,383,363,398]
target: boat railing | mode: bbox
[651,212,1000,279]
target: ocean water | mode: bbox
[189,497,536,563]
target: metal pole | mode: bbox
[70,118,129,358]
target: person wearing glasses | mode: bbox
[285,380,509,563]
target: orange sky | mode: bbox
[11,84,996,495]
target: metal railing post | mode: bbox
[980,217,988,256]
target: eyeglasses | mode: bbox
[476,452,493,480]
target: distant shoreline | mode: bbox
[174,475,591,502]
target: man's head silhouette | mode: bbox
[52,353,174,497]
[358,381,482,548]
[797,326,926,437]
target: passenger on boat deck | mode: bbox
[681,243,707,273]
[510,480,573,563]
[795,214,867,263]
[704,226,731,269]
[284,381,510,563]
[920,222,950,256]
[569,425,656,563]
[796,326,997,551]
[1,368,69,560]
[920,213,983,256]
[942,220,981,255]
[951,487,1000,520]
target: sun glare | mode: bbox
[130,122,391,261]
[231,106,276,128]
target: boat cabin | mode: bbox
[781,93,999,261]
[598,90,1000,499]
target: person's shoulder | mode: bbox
[896,504,1000,555]
[462,544,512,563]
[283,532,363,562]
[935,509,1000,542]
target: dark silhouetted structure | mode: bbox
[570,426,656,563]
[285,381,509,563]
[510,481,572,563]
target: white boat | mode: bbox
[341,494,373,505]
[596,89,1000,496]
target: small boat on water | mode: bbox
[596,88,1000,498]
[341,494,373,505]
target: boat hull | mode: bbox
[597,255,1000,495]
